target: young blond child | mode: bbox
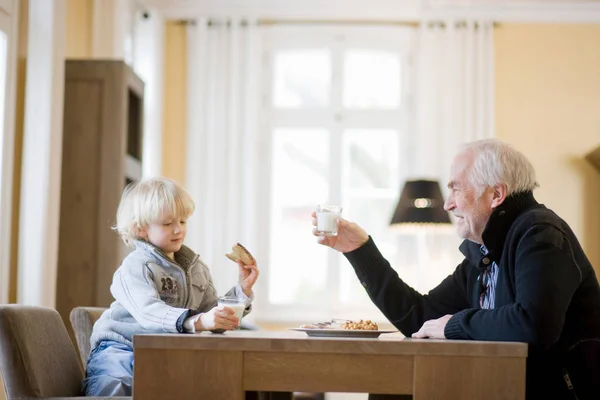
[83,177,259,396]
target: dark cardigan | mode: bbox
[345,191,600,399]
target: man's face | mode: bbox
[444,152,496,244]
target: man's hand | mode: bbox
[311,211,369,253]
[195,305,239,331]
[411,315,453,339]
[239,261,259,297]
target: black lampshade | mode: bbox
[390,180,451,225]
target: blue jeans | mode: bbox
[82,340,134,396]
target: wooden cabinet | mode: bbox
[56,60,144,327]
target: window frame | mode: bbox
[255,24,416,323]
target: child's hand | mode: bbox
[238,260,259,297]
[196,305,239,331]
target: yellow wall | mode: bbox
[495,24,600,273]
[65,0,93,58]
[161,22,187,183]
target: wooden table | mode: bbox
[133,331,527,399]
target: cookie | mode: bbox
[225,243,255,265]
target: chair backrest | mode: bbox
[0,305,83,399]
[69,306,107,368]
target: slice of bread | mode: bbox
[225,243,255,265]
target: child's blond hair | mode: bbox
[114,177,195,246]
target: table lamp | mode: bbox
[390,179,451,226]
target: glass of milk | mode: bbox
[217,296,246,329]
[316,204,343,236]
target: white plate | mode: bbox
[289,328,397,338]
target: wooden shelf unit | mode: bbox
[56,60,144,328]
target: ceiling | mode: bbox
[139,0,600,22]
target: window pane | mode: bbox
[339,206,463,306]
[343,50,401,109]
[269,128,330,304]
[339,196,398,306]
[273,49,331,108]
[339,128,400,307]
[344,129,399,190]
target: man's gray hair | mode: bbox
[461,139,539,196]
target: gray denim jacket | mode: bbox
[90,240,251,350]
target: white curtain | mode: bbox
[185,18,262,294]
[413,19,495,185]
[398,19,495,293]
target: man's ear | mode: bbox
[490,183,508,208]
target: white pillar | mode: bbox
[133,7,164,178]
[94,0,160,178]
[18,0,66,306]
[92,0,132,59]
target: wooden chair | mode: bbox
[69,306,107,368]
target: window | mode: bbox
[261,26,416,322]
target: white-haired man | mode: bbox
[313,139,600,399]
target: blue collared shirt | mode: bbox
[480,246,498,309]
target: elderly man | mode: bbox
[313,139,600,399]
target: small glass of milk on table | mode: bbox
[316,204,343,236]
[217,296,247,330]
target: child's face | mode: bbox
[139,214,188,258]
